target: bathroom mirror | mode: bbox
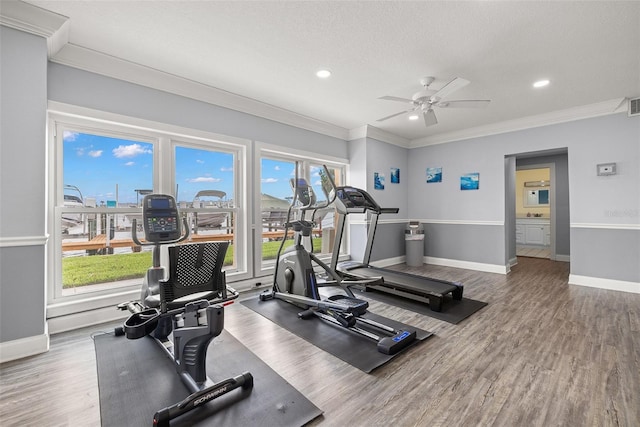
[524,189,549,207]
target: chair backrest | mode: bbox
[160,242,229,312]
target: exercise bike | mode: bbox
[116,194,253,427]
[260,165,416,355]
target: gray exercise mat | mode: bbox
[351,287,488,324]
[94,329,322,426]
[241,297,432,373]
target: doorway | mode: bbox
[515,166,553,259]
[504,149,570,267]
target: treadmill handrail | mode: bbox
[380,208,399,214]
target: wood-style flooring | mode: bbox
[1,257,639,426]
[516,245,551,259]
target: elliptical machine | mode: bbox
[260,165,416,355]
[116,194,252,427]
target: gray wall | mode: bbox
[365,138,408,219]
[346,137,409,263]
[406,113,640,281]
[48,64,348,159]
[0,27,48,342]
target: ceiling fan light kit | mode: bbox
[377,76,491,127]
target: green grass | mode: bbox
[62,238,322,288]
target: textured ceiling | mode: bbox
[23,0,640,141]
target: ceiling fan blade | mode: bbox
[431,77,470,101]
[423,109,438,127]
[437,99,491,108]
[376,110,412,122]
[378,95,414,103]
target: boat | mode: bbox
[260,193,290,234]
[193,190,229,229]
[62,185,85,234]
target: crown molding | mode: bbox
[50,43,350,141]
[365,125,411,148]
[348,125,411,148]
[347,125,368,141]
[3,2,629,149]
[409,98,628,148]
[1,3,349,141]
[0,0,69,56]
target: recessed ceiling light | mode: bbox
[408,114,419,120]
[533,79,550,88]
[316,69,332,79]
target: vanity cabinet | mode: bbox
[516,219,550,246]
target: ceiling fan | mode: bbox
[377,76,490,127]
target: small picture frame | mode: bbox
[460,173,479,190]
[426,167,442,183]
[374,172,385,190]
[390,168,400,184]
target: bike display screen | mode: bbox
[142,194,181,242]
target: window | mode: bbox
[174,144,241,271]
[49,112,247,306]
[56,126,157,300]
[256,152,346,275]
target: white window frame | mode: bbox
[254,141,349,278]
[47,103,250,318]
[169,136,249,279]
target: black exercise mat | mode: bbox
[241,297,432,373]
[94,330,322,426]
[351,287,487,324]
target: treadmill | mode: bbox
[330,186,463,312]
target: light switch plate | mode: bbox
[597,163,617,176]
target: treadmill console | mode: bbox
[141,194,181,242]
[335,186,380,211]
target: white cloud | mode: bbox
[262,178,278,183]
[124,161,135,166]
[196,159,205,164]
[187,177,222,183]
[88,150,103,158]
[220,167,233,172]
[274,166,280,171]
[63,131,79,142]
[112,144,152,158]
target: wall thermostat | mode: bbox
[597,163,617,176]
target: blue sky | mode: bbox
[63,131,321,206]
[63,131,154,205]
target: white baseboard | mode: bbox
[425,256,509,274]
[371,255,508,274]
[568,274,640,294]
[370,256,406,268]
[0,329,50,363]
[555,254,570,262]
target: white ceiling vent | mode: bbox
[629,97,640,117]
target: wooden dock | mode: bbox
[61,230,299,252]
